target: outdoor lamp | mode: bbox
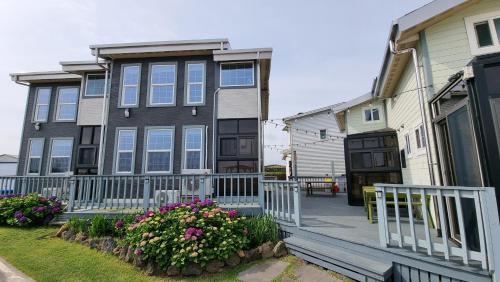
[124,108,130,118]
[192,106,197,116]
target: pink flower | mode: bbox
[228,210,237,218]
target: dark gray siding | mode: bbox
[103,56,215,174]
[17,82,81,176]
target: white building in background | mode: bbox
[283,104,346,177]
[0,154,18,176]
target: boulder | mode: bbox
[119,245,129,260]
[145,261,160,276]
[237,250,245,258]
[99,237,116,253]
[133,256,145,268]
[61,230,75,241]
[205,260,224,273]
[244,247,262,262]
[273,241,288,258]
[166,265,180,276]
[260,241,274,259]
[113,247,121,256]
[74,232,87,243]
[56,224,69,237]
[124,246,134,262]
[181,262,202,276]
[88,238,99,249]
[225,253,241,267]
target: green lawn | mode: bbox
[0,226,262,282]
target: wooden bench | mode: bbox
[305,181,338,196]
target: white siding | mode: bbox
[77,98,104,125]
[0,163,17,176]
[289,111,346,177]
[345,100,386,134]
[218,88,258,119]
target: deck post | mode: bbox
[258,174,265,210]
[480,187,500,278]
[375,184,389,247]
[199,176,206,201]
[293,182,301,227]
[143,176,150,212]
[21,177,27,195]
[68,177,76,212]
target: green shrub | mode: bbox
[244,214,278,248]
[0,194,63,226]
[112,213,135,238]
[67,217,89,234]
[88,215,113,238]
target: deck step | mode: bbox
[284,236,392,281]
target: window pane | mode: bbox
[373,152,387,168]
[364,109,372,121]
[188,64,204,83]
[383,135,398,147]
[86,74,105,96]
[221,63,254,86]
[351,152,372,169]
[122,86,137,105]
[117,152,133,172]
[495,18,500,44]
[238,119,258,133]
[218,120,238,134]
[37,89,51,104]
[35,105,49,121]
[147,152,170,172]
[151,85,174,104]
[185,129,202,149]
[123,66,140,85]
[239,161,257,173]
[51,157,70,173]
[220,138,237,156]
[239,137,256,156]
[78,147,96,165]
[151,65,175,84]
[52,140,72,157]
[320,129,327,140]
[28,158,40,174]
[57,104,77,120]
[93,126,101,145]
[58,88,78,103]
[415,128,422,148]
[118,131,135,151]
[218,161,238,173]
[372,108,380,120]
[363,137,379,148]
[188,84,203,103]
[147,129,172,150]
[80,127,93,145]
[186,151,201,169]
[29,140,43,157]
[348,139,363,149]
[475,21,493,47]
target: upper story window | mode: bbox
[320,129,327,140]
[27,138,44,175]
[85,74,105,97]
[404,133,412,157]
[115,129,136,174]
[220,62,254,87]
[186,62,205,105]
[55,87,79,121]
[415,124,427,149]
[49,138,73,174]
[145,128,174,173]
[33,87,51,122]
[363,107,380,123]
[465,11,500,56]
[183,127,204,170]
[149,64,176,106]
[120,65,141,107]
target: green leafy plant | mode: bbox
[88,215,113,238]
[0,194,63,227]
[244,214,278,248]
[67,217,89,234]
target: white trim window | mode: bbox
[49,138,73,174]
[145,128,173,173]
[186,63,205,105]
[26,139,44,175]
[415,124,427,150]
[465,10,500,56]
[184,127,203,169]
[33,88,51,122]
[363,107,381,123]
[55,87,79,121]
[220,62,254,87]
[404,133,412,157]
[115,129,136,173]
[85,74,106,97]
[120,65,141,107]
[149,64,176,106]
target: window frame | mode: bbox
[25,138,44,175]
[143,126,175,174]
[147,62,177,107]
[219,61,255,87]
[47,137,74,175]
[182,126,205,170]
[404,133,412,158]
[465,10,500,56]
[119,64,141,108]
[32,87,52,123]
[362,106,381,123]
[84,73,106,97]
[113,127,137,174]
[415,123,427,152]
[184,61,206,106]
[54,86,79,122]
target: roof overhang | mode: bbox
[10,71,81,84]
[375,0,477,98]
[283,102,345,123]
[60,60,109,74]
[333,93,374,132]
[90,38,231,59]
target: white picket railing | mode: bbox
[375,183,500,272]
[261,180,301,227]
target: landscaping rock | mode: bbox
[166,265,180,276]
[113,246,121,256]
[244,247,262,262]
[133,256,145,268]
[225,253,241,267]
[119,245,129,260]
[237,250,245,258]
[260,241,275,259]
[61,230,75,241]
[181,262,202,276]
[56,224,69,237]
[124,246,134,262]
[273,241,288,258]
[74,232,87,243]
[99,237,116,253]
[145,261,160,276]
[88,238,99,249]
[205,260,224,273]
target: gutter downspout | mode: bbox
[256,52,262,173]
[212,88,221,172]
[94,47,110,175]
[389,41,435,185]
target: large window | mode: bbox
[415,124,426,149]
[363,107,380,122]
[466,11,500,55]
[145,128,173,173]
[76,126,101,169]
[85,74,105,97]
[217,119,258,173]
[220,62,254,86]
[49,138,73,174]
[186,63,205,105]
[149,64,176,106]
[183,127,204,169]
[26,139,44,175]
[33,88,51,122]
[55,87,79,121]
[115,129,136,173]
[120,65,141,107]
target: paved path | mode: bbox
[238,259,289,282]
[294,264,342,282]
[0,257,34,282]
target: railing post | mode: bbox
[21,177,27,195]
[293,182,301,227]
[199,176,206,201]
[375,184,389,247]
[68,177,76,212]
[480,187,500,276]
[143,176,150,212]
[258,174,265,210]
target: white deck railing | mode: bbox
[262,180,301,227]
[375,183,500,272]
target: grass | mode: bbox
[0,226,264,282]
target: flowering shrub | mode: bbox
[0,194,63,226]
[124,199,249,269]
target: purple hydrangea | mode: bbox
[115,219,124,229]
[14,210,23,219]
[228,210,238,218]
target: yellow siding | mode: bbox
[345,100,386,135]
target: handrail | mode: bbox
[261,180,301,227]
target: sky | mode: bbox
[0,0,431,165]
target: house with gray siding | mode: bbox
[11,39,272,177]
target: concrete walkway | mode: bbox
[238,259,289,282]
[0,257,34,282]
